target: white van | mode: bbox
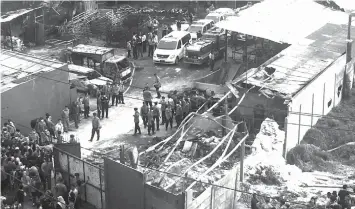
[188,19,215,41]
[205,13,226,23]
[153,31,192,64]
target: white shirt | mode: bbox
[142,35,146,42]
[153,35,158,44]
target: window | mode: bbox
[177,41,181,49]
[203,26,207,33]
[157,40,177,50]
[117,58,130,69]
[189,26,202,33]
[327,99,332,108]
[337,85,343,97]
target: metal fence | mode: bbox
[53,146,105,209]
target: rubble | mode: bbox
[141,113,244,195]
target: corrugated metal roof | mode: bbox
[0,7,42,23]
[216,0,350,44]
[233,22,355,98]
[0,50,66,93]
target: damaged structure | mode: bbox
[222,0,355,154]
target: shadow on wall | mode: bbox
[1,67,74,135]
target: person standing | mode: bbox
[45,113,55,137]
[147,108,155,135]
[153,102,160,131]
[142,33,147,53]
[72,100,80,129]
[165,105,173,130]
[159,96,167,125]
[148,32,154,57]
[111,83,119,106]
[118,80,125,104]
[132,33,138,59]
[338,185,351,209]
[55,119,64,139]
[175,101,183,127]
[140,102,149,128]
[137,32,143,58]
[61,106,70,132]
[89,113,101,141]
[251,193,259,209]
[143,87,153,108]
[101,93,109,119]
[197,30,202,40]
[127,40,132,58]
[83,93,90,118]
[133,108,141,135]
[183,98,190,119]
[209,50,215,71]
[101,82,111,101]
[162,24,168,37]
[153,32,158,50]
[153,73,161,98]
[176,20,182,31]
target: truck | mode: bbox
[70,44,133,84]
[184,27,227,65]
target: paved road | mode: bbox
[67,49,215,157]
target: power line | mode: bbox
[3,49,355,124]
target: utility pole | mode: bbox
[240,122,247,182]
[225,29,228,62]
[222,92,228,136]
[343,14,354,98]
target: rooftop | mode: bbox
[71,44,114,55]
[187,40,213,51]
[164,31,190,39]
[233,23,355,98]
[68,64,94,74]
[192,19,214,25]
[0,50,66,93]
[0,7,42,23]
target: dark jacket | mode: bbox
[101,95,109,106]
[143,90,152,102]
[140,105,149,116]
[153,106,160,117]
[83,96,90,107]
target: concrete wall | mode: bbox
[286,54,347,152]
[1,66,74,135]
[186,166,240,209]
[145,184,184,209]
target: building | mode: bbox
[1,50,76,135]
[229,22,355,153]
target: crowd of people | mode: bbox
[250,184,354,209]
[1,116,86,209]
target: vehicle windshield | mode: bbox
[87,71,101,80]
[103,62,117,79]
[189,25,202,33]
[205,15,219,23]
[116,58,130,69]
[157,40,177,50]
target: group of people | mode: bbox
[250,184,354,209]
[127,25,160,59]
[1,118,85,209]
[325,185,354,209]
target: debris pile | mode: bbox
[141,113,245,195]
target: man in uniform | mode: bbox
[153,102,160,131]
[118,80,125,104]
[111,82,119,106]
[100,93,109,119]
[147,108,155,135]
[140,102,149,128]
[159,96,167,125]
[133,108,141,135]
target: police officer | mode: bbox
[101,93,109,119]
